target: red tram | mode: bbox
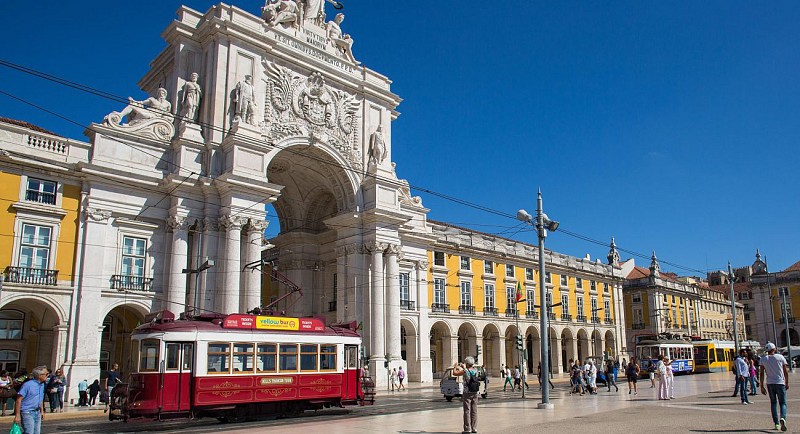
[112,310,374,422]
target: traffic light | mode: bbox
[384,353,391,368]
[515,335,523,351]
[476,344,482,357]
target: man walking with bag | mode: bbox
[453,357,480,434]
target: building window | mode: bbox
[399,272,410,304]
[633,308,643,324]
[604,300,611,321]
[121,236,146,278]
[576,278,583,290]
[461,281,472,307]
[632,292,641,303]
[590,280,596,292]
[560,275,568,286]
[506,286,516,309]
[545,272,552,284]
[433,251,445,267]
[25,178,57,205]
[460,256,470,271]
[604,282,609,293]
[485,284,495,308]
[19,224,52,270]
[591,297,598,319]
[484,260,493,274]
[0,350,20,374]
[527,289,535,312]
[671,295,676,303]
[577,296,584,316]
[506,264,514,278]
[663,294,668,303]
[526,268,534,280]
[0,311,24,340]
[561,294,569,313]
[433,278,446,305]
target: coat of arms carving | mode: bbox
[263,61,362,170]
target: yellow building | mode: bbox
[417,221,623,376]
[750,253,800,347]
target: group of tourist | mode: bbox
[0,368,100,417]
[499,364,530,392]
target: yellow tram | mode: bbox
[692,340,761,373]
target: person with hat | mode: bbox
[759,342,789,431]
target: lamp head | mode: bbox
[516,209,533,223]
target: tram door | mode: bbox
[161,342,194,412]
[344,345,359,400]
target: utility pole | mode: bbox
[728,262,740,354]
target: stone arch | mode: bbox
[780,328,799,347]
[591,329,604,357]
[561,327,576,372]
[546,326,560,375]
[503,324,520,370]
[457,321,478,364]
[525,325,540,374]
[429,320,453,377]
[481,323,501,374]
[0,296,67,371]
[400,318,418,378]
[576,328,590,363]
[605,330,616,358]
[101,302,149,375]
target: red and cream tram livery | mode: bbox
[120,311,372,421]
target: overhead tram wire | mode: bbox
[0,62,724,278]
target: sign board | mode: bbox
[223,314,325,332]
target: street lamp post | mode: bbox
[764,256,779,344]
[780,287,794,372]
[728,262,740,354]
[591,307,603,357]
[517,189,559,410]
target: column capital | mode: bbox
[244,218,269,233]
[364,241,387,254]
[201,217,220,232]
[166,215,189,231]
[219,215,246,231]
[385,243,402,256]
[416,260,429,271]
[84,207,111,222]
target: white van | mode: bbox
[439,366,487,401]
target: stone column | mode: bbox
[552,334,563,375]
[241,219,266,313]
[415,260,433,382]
[219,215,243,314]
[366,242,386,360]
[335,246,348,323]
[385,244,402,362]
[199,218,218,312]
[166,216,189,313]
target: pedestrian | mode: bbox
[605,360,619,392]
[613,359,620,384]
[732,351,743,397]
[626,357,640,396]
[397,366,406,391]
[46,368,65,413]
[571,359,585,395]
[537,362,555,390]
[647,358,656,388]
[14,365,48,434]
[664,357,675,399]
[513,366,521,391]
[0,370,14,416]
[88,380,100,406]
[748,358,758,396]
[502,365,513,392]
[103,363,122,413]
[586,360,598,394]
[759,342,789,432]
[452,357,480,434]
[77,379,89,407]
[734,349,752,405]
[390,368,398,391]
[656,354,668,400]
[621,358,628,373]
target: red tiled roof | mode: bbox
[707,282,750,294]
[0,116,56,136]
[626,266,650,279]
[784,261,800,273]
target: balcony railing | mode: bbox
[561,313,572,321]
[25,190,56,205]
[431,303,450,313]
[526,310,539,319]
[483,307,498,316]
[605,318,615,325]
[576,315,587,323]
[110,275,154,292]
[779,317,796,324]
[459,305,475,315]
[504,308,518,318]
[4,267,58,286]
[400,300,415,311]
[548,312,556,321]
[591,317,601,324]
[328,301,337,312]
[632,322,646,330]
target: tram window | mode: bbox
[166,343,180,370]
[279,344,298,371]
[320,345,337,371]
[233,343,254,373]
[208,343,231,374]
[345,346,358,369]
[300,344,318,371]
[257,344,277,373]
[140,340,160,372]
[182,344,193,371]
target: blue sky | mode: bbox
[1,1,798,274]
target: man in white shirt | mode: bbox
[734,349,752,405]
[760,342,789,431]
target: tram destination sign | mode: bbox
[223,314,325,332]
